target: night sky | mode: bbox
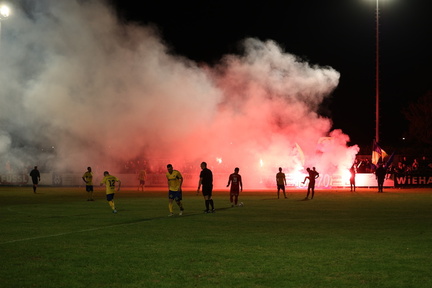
[109,0,432,148]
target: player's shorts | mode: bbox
[140,180,145,185]
[86,185,93,192]
[32,178,39,185]
[106,193,115,201]
[230,188,240,196]
[169,190,182,201]
[202,185,213,197]
[277,184,285,191]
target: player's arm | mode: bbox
[283,175,287,185]
[197,177,203,194]
[227,175,231,187]
[178,175,183,190]
[240,178,243,191]
[117,180,121,191]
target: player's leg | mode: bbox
[204,194,210,212]
[209,198,215,211]
[176,190,184,215]
[208,189,215,211]
[305,186,310,199]
[176,200,184,215]
[168,191,174,216]
[107,194,116,213]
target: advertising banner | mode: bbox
[394,174,432,188]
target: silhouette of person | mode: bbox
[375,163,387,193]
[303,167,319,200]
[227,167,243,206]
[197,162,215,213]
[29,166,41,193]
[276,167,287,199]
[137,169,147,191]
[82,166,94,201]
[349,165,356,192]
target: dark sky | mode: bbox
[109,0,432,147]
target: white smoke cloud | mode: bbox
[0,0,358,186]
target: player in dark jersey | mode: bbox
[29,166,41,193]
[276,167,287,199]
[197,162,214,213]
[227,167,243,207]
[303,167,319,200]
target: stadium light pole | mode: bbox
[375,0,380,144]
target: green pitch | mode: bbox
[1,186,431,288]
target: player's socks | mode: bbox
[205,200,210,211]
[109,200,116,210]
[209,199,214,210]
[177,201,184,210]
[169,203,173,213]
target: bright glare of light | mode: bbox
[342,169,352,183]
[0,4,11,18]
[292,171,306,185]
[259,159,264,167]
[216,157,222,164]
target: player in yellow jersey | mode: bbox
[100,171,121,213]
[166,164,184,216]
[137,169,146,191]
[82,167,94,201]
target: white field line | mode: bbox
[0,220,146,245]
[1,206,170,245]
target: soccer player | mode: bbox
[227,167,243,207]
[197,162,215,213]
[303,167,319,200]
[29,166,41,194]
[166,164,184,216]
[137,169,147,191]
[276,167,287,199]
[100,171,121,213]
[349,164,356,192]
[375,163,387,193]
[82,167,94,201]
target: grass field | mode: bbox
[1,186,431,288]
